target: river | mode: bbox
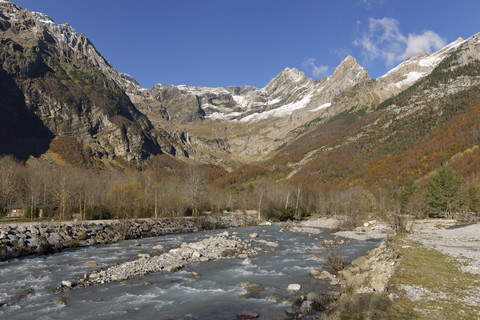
[0,223,380,319]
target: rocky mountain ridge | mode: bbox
[0,1,163,162]
[2,0,479,173]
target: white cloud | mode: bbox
[302,58,329,78]
[354,17,446,67]
[401,31,446,60]
[362,0,385,9]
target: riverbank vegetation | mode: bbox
[0,147,478,223]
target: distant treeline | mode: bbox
[0,151,479,223]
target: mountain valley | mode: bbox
[1,0,480,191]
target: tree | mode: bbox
[184,165,205,217]
[22,162,43,221]
[0,156,19,213]
[400,177,418,213]
[52,169,73,221]
[426,167,462,217]
[464,184,480,213]
[107,181,146,219]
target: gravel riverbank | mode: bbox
[408,220,480,274]
[59,230,268,291]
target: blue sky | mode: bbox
[13,0,480,88]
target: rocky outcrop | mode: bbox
[0,1,162,161]
[0,216,259,261]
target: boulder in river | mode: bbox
[236,310,259,319]
[287,283,301,291]
[0,245,6,261]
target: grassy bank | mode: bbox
[385,237,480,319]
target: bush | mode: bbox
[326,244,344,272]
[280,206,296,221]
[24,206,40,219]
[42,205,54,218]
[85,206,111,220]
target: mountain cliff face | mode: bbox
[1,0,479,179]
[124,41,469,166]
[281,32,480,186]
[0,1,161,162]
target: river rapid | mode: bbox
[0,223,380,319]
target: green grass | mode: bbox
[386,238,480,320]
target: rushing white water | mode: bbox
[0,223,380,319]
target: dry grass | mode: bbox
[386,238,480,319]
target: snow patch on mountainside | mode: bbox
[393,71,426,88]
[32,12,54,24]
[232,95,248,108]
[310,102,332,112]
[240,93,313,122]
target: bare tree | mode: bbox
[22,161,44,220]
[184,165,205,217]
[52,169,72,221]
[0,156,20,213]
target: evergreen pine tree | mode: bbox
[400,177,418,213]
[426,167,462,216]
[464,184,480,213]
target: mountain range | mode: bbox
[1,0,480,188]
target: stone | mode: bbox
[246,286,264,294]
[284,307,299,317]
[236,310,259,319]
[287,284,301,291]
[371,273,388,293]
[0,245,6,262]
[142,281,152,286]
[164,264,183,272]
[339,269,366,288]
[223,231,229,236]
[186,272,200,280]
[238,281,259,288]
[242,257,252,265]
[152,244,164,251]
[300,300,312,313]
[351,256,370,273]
[249,233,259,238]
[310,268,322,277]
[87,263,98,268]
[306,292,323,303]
[55,297,67,305]
[316,270,333,281]
[89,273,99,280]
[61,280,72,288]
[238,253,248,259]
